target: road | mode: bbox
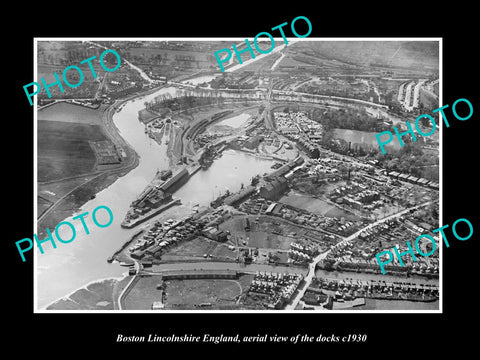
[284,201,431,310]
[85,40,155,84]
[224,40,297,73]
[117,259,142,310]
[94,72,108,100]
[113,201,430,310]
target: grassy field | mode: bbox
[333,128,401,151]
[163,278,246,309]
[37,171,115,236]
[38,102,105,124]
[280,191,361,221]
[38,120,107,182]
[37,174,98,217]
[292,41,439,71]
[161,237,237,262]
[219,215,321,250]
[123,275,164,310]
[123,274,253,310]
[37,196,53,217]
[162,237,217,258]
[37,102,112,183]
[46,278,119,310]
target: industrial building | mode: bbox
[201,226,228,242]
[159,168,190,193]
[259,176,288,201]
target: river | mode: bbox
[36,88,273,309]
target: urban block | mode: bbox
[375,217,474,274]
[213,16,312,72]
[15,205,114,262]
[23,49,122,106]
[376,97,473,155]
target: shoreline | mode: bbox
[38,86,169,310]
[44,269,440,311]
[42,275,127,311]
[107,229,145,263]
[39,84,439,311]
[38,84,167,226]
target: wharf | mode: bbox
[121,199,182,229]
[107,229,144,263]
[189,164,202,176]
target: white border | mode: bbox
[34,37,442,314]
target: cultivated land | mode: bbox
[38,120,106,181]
[36,94,144,235]
[38,40,440,311]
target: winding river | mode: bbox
[36,87,273,309]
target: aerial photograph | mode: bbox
[35,38,440,311]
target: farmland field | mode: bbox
[38,101,104,124]
[38,120,107,181]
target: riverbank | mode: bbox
[108,229,144,263]
[44,276,131,311]
[121,199,182,229]
[36,86,167,236]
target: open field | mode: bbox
[38,102,106,124]
[36,101,134,229]
[37,171,118,236]
[333,128,401,151]
[38,103,111,184]
[37,174,100,220]
[280,191,361,221]
[164,275,254,310]
[123,275,164,310]
[219,215,327,250]
[46,277,124,310]
[291,41,439,72]
[162,237,218,258]
[161,237,237,262]
[164,279,242,308]
[38,120,108,182]
[123,274,254,310]
[37,196,53,217]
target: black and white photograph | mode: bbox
[6,6,478,353]
[33,38,442,313]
